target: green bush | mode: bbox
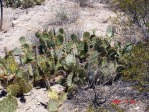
[122,42,149,91]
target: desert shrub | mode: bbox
[54,6,79,25]
[3,0,44,8]
[86,105,109,112]
[122,41,149,92]
[111,104,125,112]
[70,0,91,7]
[77,0,90,7]
[109,13,144,44]
[114,0,149,39]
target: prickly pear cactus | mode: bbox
[65,54,76,67]
[6,78,32,96]
[5,54,18,74]
[17,78,32,94]
[47,90,67,112]
[7,84,21,96]
[106,25,114,39]
[37,55,49,72]
[0,95,18,112]
[48,99,59,112]
[0,66,7,76]
[66,73,73,87]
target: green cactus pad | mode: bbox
[0,95,18,112]
[7,84,21,96]
[47,99,59,112]
[65,54,76,66]
[17,78,32,94]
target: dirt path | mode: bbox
[0,0,116,57]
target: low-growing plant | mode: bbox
[70,0,91,7]
[122,41,149,92]
[54,5,79,25]
[86,105,109,112]
[111,104,125,112]
[47,89,67,112]
[109,13,143,44]
[77,0,90,7]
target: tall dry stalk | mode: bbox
[0,0,3,30]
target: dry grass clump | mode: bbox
[54,5,80,25]
[76,0,90,7]
[109,13,144,44]
[69,0,91,7]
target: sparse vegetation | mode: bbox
[122,41,149,92]
[109,13,143,44]
[54,6,79,25]
[87,105,109,112]
[3,0,44,8]
[70,0,91,7]
[113,0,149,39]
[111,104,125,112]
[77,0,90,7]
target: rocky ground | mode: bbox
[59,81,149,112]
[0,0,149,112]
[2,81,147,112]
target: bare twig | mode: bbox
[0,0,3,30]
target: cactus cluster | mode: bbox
[31,28,132,90]
[0,28,133,111]
[0,47,32,96]
[0,28,132,92]
[47,89,67,112]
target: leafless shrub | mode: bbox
[70,0,92,7]
[109,13,144,44]
[77,0,90,7]
[54,5,80,25]
[92,0,110,4]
